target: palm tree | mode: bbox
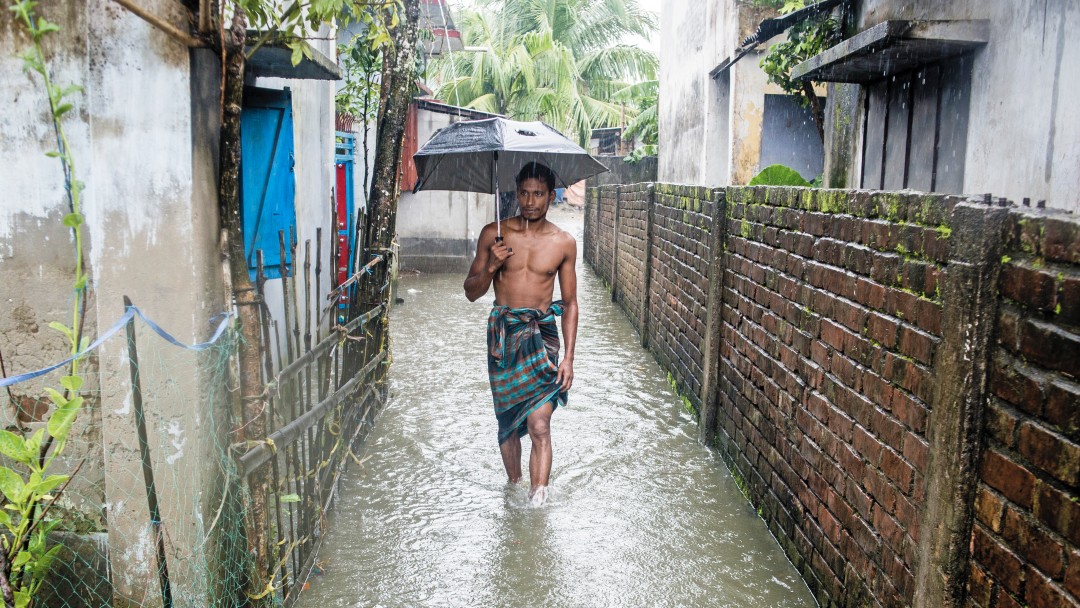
[429,0,657,145]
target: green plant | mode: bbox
[427,0,658,144]
[749,164,812,187]
[616,79,658,150]
[623,144,657,164]
[6,1,89,605]
[241,0,401,67]
[758,0,841,142]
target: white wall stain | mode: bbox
[115,393,131,416]
[165,420,185,465]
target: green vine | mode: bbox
[758,0,841,142]
[5,2,90,606]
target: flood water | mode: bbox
[295,209,816,608]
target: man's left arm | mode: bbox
[556,237,578,392]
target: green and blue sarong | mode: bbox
[487,301,567,444]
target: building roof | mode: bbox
[246,35,342,80]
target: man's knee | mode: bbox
[528,416,551,442]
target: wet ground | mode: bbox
[295,207,816,608]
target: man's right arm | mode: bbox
[464,224,510,301]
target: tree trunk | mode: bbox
[217,10,271,604]
[801,80,825,144]
[353,0,419,360]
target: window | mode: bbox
[861,54,972,193]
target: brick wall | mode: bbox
[584,184,1080,608]
[969,210,1080,608]
[593,186,617,287]
[613,184,652,335]
[583,187,596,268]
[647,185,715,408]
[720,187,955,607]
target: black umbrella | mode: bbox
[412,117,609,238]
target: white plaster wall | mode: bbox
[657,0,709,185]
[659,0,798,187]
[855,0,1080,210]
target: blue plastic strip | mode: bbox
[0,307,234,388]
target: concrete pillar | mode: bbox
[913,201,1006,607]
[610,186,620,302]
[641,185,656,349]
[698,189,728,445]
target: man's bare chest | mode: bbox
[502,234,563,276]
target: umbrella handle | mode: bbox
[494,151,501,240]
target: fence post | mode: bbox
[698,188,728,445]
[913,202,1006,607]
[123,296,173,608]
[641,184,656,349]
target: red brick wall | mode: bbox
[968,210,1080,608]
[647,185,715,409]
[719,187,953,606]
[591,186,617,287]
[613,184,652,335]
[583,185,1080,608]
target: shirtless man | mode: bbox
[463,162,578,504]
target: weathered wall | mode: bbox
[969,209,1080,608]
[0,0,104,524]
[657,0,709,185]
[720,187,950,607]
[1,0,231,603]
[585,155,657,189]
[585,184,1080,608]
[396,107,494,272]
[659,0,825,187]
[822,1,1080,211]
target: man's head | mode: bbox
[515,162,557,191]
[515,162,557,221]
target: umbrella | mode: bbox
[412,117,609,238]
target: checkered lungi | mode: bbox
[487,301,567,444]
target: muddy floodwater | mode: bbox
[296,210,816,608]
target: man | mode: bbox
[463,162,578,505]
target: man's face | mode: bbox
[516,177,554,221]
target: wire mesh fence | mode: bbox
[0,228,392,607]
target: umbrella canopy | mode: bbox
[412,117,609,194]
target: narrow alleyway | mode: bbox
[294,208,816,608]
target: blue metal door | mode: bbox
[241,87,296,280]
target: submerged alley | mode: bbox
[295,210,816,608]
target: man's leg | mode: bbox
[499,434,522,483]
[526,401,555,494]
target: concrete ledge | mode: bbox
[792,20,989,83]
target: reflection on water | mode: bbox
[295,209,816,608]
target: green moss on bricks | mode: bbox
[936,225,952,239]
[816,189,850,215]
[682,394,697,417]
[1001,255,1012,264]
